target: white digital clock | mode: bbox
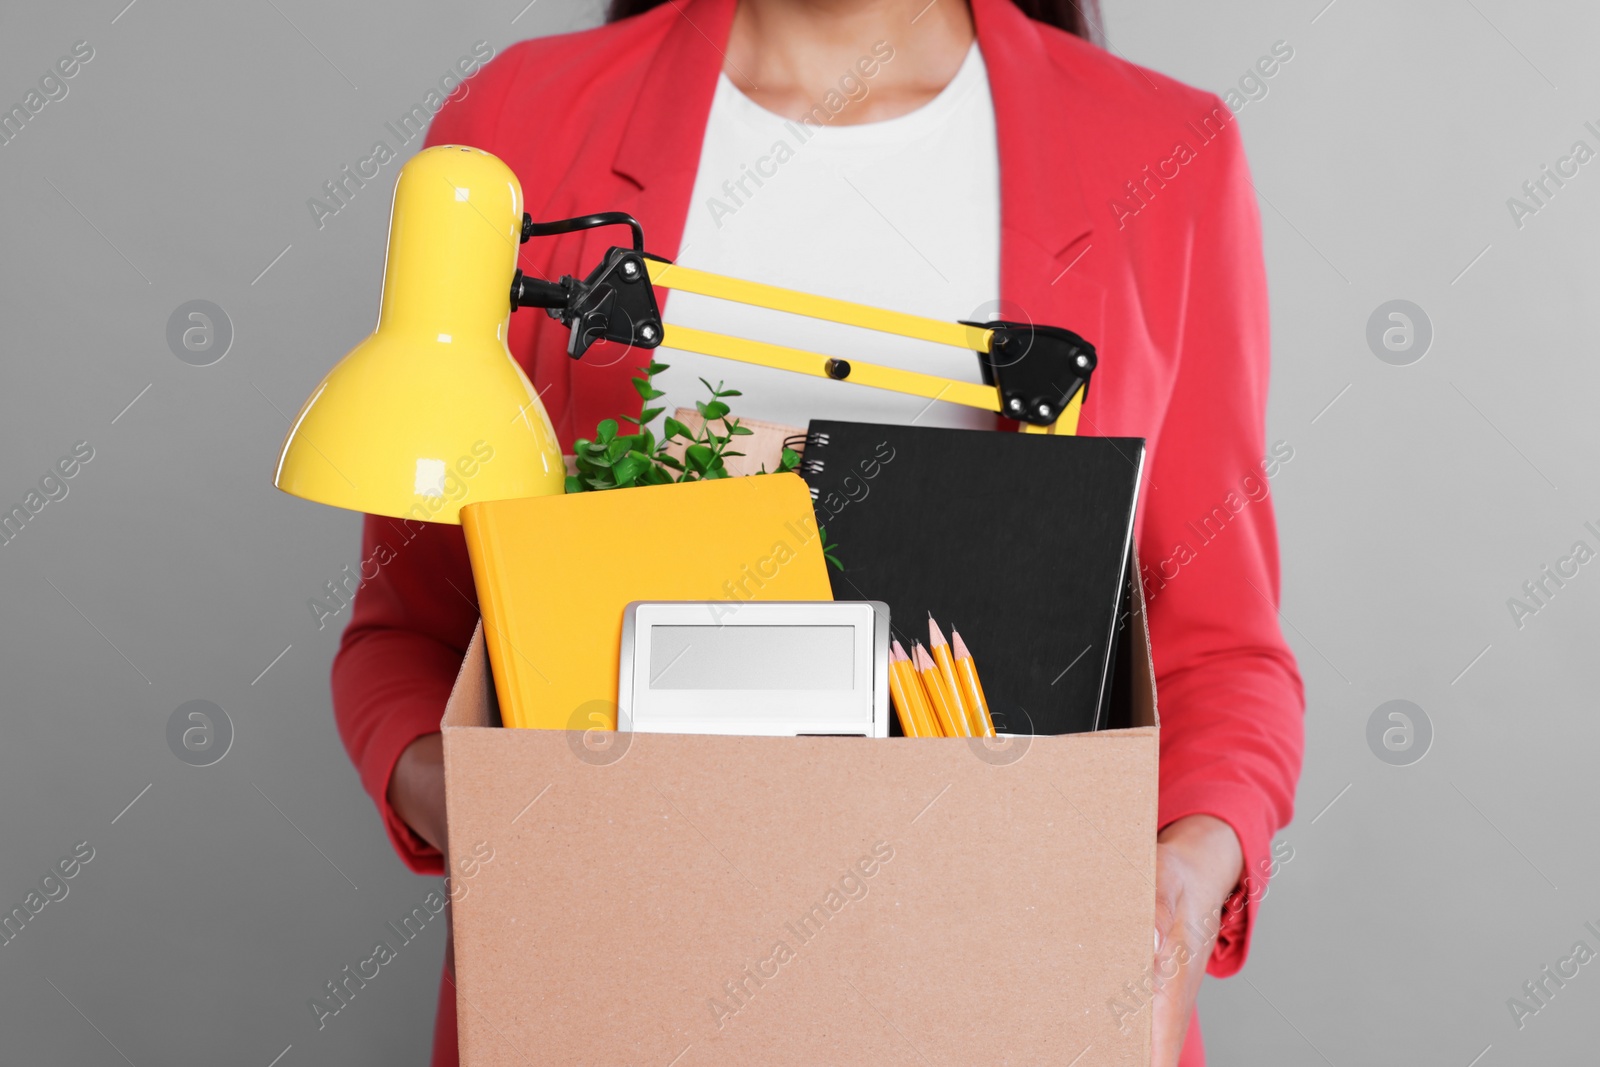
[618,601,890,737]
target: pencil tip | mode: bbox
[891,639,909,660]
[952,631,971,659]
[928,615,947,646]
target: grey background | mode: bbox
[2,0,1596,1063]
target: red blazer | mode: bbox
[331,0,1304,1059]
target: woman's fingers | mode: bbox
[1149,816,1241,1066]
[1150,843,1192,1066]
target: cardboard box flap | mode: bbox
[442,623,498,730]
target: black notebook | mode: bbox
[800,421,1145,735]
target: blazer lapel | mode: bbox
[561,0,736,437]
[610,0,738,259]
[970,0,1106,410]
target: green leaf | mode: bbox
[564,474,583,494]
[728,424,753,436]
[685,443,715,472]
[825,552,843,571]
[612,454,648,485]
[697,400,730,421]
[778,446,800,472]
[647,361,670,375]
[597,419,618,442]
[717,387,742,397]
[638,405,665,425]
[662,417,690,441]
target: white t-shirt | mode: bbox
[653,42,1001,432]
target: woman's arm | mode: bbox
[1136,97,1306,1058]
[331,515,479,871]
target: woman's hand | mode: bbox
[1150,814,1243,1066]
[388,732,449,855]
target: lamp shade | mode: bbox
[274,145,565,525]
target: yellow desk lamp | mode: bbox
[273,145,1097,523]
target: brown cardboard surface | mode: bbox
[441,557,1161,1064]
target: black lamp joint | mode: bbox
[510,246,666,360]
[964,321,1098,427]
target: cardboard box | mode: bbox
[440,566,1159,1065]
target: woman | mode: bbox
[332,0,1304,1063]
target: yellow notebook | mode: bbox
[461,474,833,729]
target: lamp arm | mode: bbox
[645,256,1097,429]
[655,323,1090,436]
[508,216,1096,431]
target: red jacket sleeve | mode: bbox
[1137,102,1305,975]
[327,55,525,874]
[331,516,479,873]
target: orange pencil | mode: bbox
[915,642,970,737]
[927,615,975,737]
[894,640,941,737]
[951,630,996,737]
[889,641,937,737]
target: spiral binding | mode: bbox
[786,430,830,498]
[782,430,828,452]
